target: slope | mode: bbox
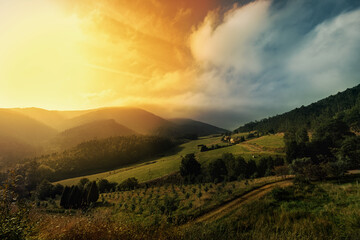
[50,119,137,149]
[169,118,228,136]
[12,107,93,130]
[0,109,58,144]
[236,84,360,133]
[60,107,174,134]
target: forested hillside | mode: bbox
[50,119,136,149]
[32,135,175,181]
[236,84,360,133]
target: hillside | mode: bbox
[60,107,174,134]
[169,118,228,136]
[0,135,38,169]
[12,108,91,130]
[236,84,360,133]
[50,119,137,149]
[0,109,57,144]
[36,135,176,181]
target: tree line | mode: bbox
[286,118,360,180]
[235,84,360,134]
[180,153,285,183]
[33,135,175,181]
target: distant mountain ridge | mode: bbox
[0,106,227,168]
[50,119,137,149]
[60,107,172,134]
[169,118,228,136]
[236,84,360,133]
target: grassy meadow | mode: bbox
[55,134,285,186]
[182,176,360,240]
[28,174,360,240]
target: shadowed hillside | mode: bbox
[236,84,360,133]
[50,119,137,149]
[0,109,57,144]
[12,108,92,130]
[169,118,228,136]
[60,107,173,134]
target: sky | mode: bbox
[0,0,359,129]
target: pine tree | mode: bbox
[60,186,71,209]
[87,181,99,204]
[68,186,81,209]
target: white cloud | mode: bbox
[190,1,270,75]
[186,0,360,128]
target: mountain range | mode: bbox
[0,107,228,167]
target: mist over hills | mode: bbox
[50,119,136,150]
[0,107,228,168]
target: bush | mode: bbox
[271,187,292,201]
[118,178,139,191]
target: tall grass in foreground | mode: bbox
[181,179,360,240]
[28,177,360,240]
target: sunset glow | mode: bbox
[1,0,359,128]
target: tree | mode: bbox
[68,186,82,209]
[180,153,201,182]
[52,183,64,198]
[223,153,247,180]
[87,181,99,205]
[246,160,257,178]
[118,178,139,191]
[78,178,90,189]
[208,159,227,182]
[97,179,117,193]
[339,136,360,169]
[60,186,71,209]
[36,179,53,200]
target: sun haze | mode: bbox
[1,0,359,128]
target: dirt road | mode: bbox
[192,180,293,223]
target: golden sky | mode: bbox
[1,0,359,128]
[0,0,219,112]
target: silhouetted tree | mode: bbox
[208,159,228,182]
[87,181,99,205]
[60,186,71,209]
[180,153,201,182]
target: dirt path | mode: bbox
[240,142,266,152]
[192,180,293,224]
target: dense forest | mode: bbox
[235,84,360,133]
[30,135,175,182]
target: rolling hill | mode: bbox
[169,118,228,136]
[50,119,137,149]
[0,135,38,169]
[12,107,92,130]
[0,109,57,144]
[59,107,174,134]
[236,84,360,133]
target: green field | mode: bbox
[245,133,285,150]
[182,176,360,240]
[55,134,285,186]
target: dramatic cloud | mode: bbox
[1,0,359,129]
[188,0,360,128]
